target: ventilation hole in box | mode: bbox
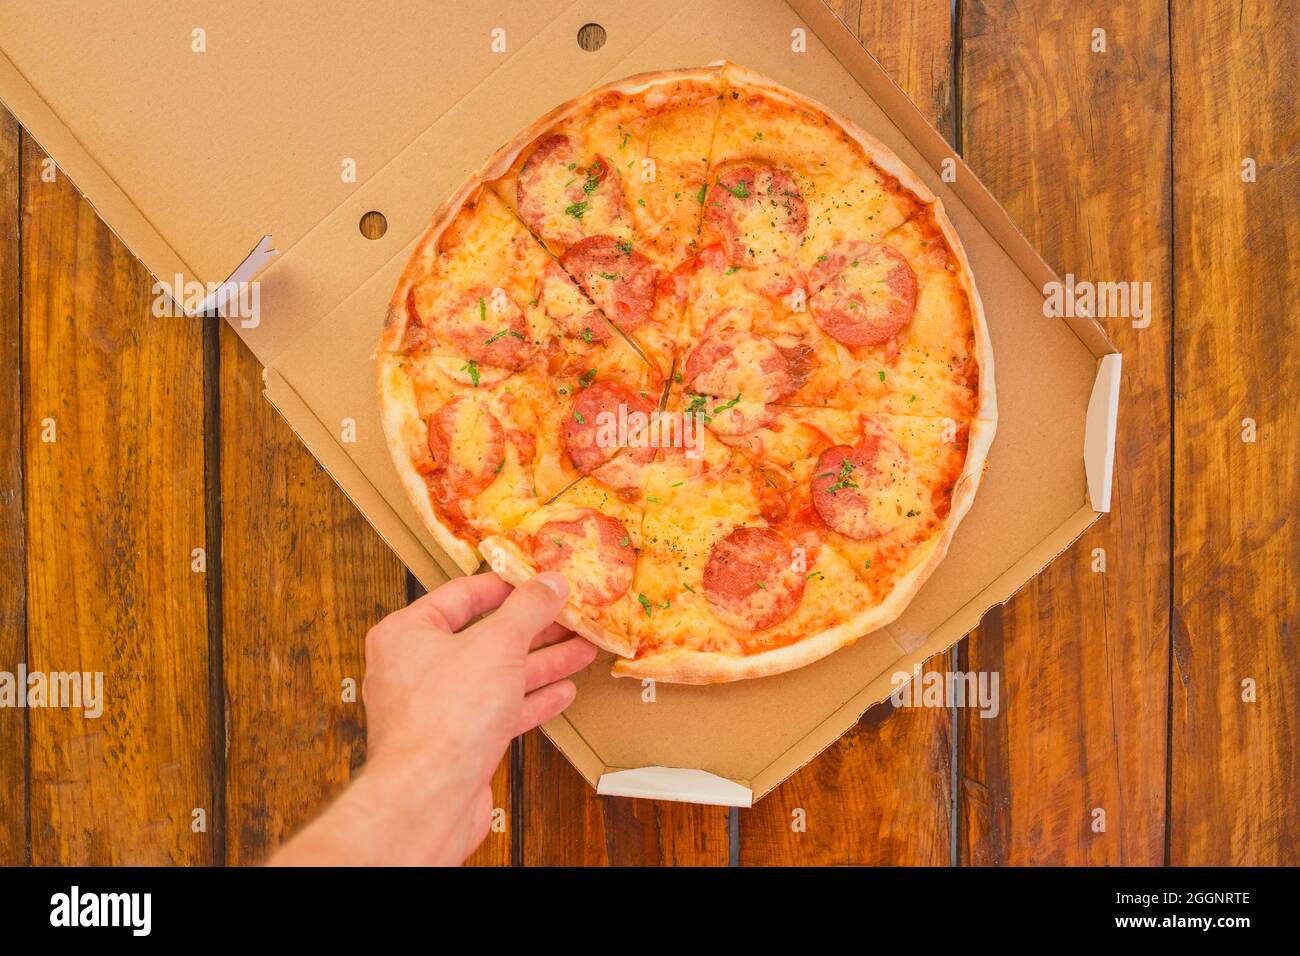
[359,211,387,240]
[577,22,607,52]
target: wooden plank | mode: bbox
[21,136,214,865]
[219,328,418,864]
[739,0,956,866]
[521,731,730,866]
[958,0,1171,865]
[1169,0,1299,865]
[0,109,26,866]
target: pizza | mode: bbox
[376,62,995,684]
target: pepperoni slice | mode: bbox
[517,134,623,249]
[433,286,533,370]
[426,398,506,499]
[532,509,635,606]
[684,329,794,404]
[704,164,808,266]
[809,242,917,347]
[537,260,610,343]
[561,235,656,331]
[811,436,915,539]
[563,380,657,474]
[703,527,806,630]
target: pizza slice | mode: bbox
[480,477,645,656]
[489,67,724,369]
[775,412,988,601]
[703,63,924,276]
[804,208,992,420]
[614,438,883,683]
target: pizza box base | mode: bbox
[0,0,1120,807]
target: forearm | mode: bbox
[266,756,477,867]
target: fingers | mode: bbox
[530,620,575,651]
[525,636,597,692]
[514,679,577,737]
[402,572,513,633]
[468,572,570,650]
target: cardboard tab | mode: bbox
[196,235,279,319]
[1085,353,1123,512]
[597,767,753,807]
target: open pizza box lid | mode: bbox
[0,0,1120,807]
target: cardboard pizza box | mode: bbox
[0,0,1121,806]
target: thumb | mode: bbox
[471,572,569,651]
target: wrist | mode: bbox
[270,747,477,867]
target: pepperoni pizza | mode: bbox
[376,62,995,684]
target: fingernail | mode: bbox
[535,572,568,599]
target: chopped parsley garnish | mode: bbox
[647,495,661,503]
[597,271,621,281]
[620,131,631,149]
[671,481,684,488]
[580,327,594,343]
[696,183,707,204]
[825,458,858,495]
[581,160,604,194]
[683,583,696,594]
[637,594,653,616]
[806,570,824,580]
[564,200,589,218]
[724,266,739,275]
[718,176,750,199]
[483,327,524,345]
[579,368,597,388]
[865,559,872,569]
[878,370,887,382]
[619,534,630,547]
[494,459,505,475]
[616,239,633,255]
[756,582,767,590]
[712,393,742,415]
[462,360,480,387]
[672,371,683,384]
[478,296,487,322]
[572,410,586,424]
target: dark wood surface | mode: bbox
[0,1,1294,865]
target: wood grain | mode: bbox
[738,0,956,866]
[521,731,729,866]
[21,136,214,865]
[0,110,26,866]
[1169,0,1299,865]
[958,0,1171,865]
[219,327,411,864]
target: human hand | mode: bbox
[268,571,596,866]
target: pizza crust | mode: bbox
[479,534,637,658]
[375,353,482,576]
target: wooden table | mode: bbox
[1,1,1295,866]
